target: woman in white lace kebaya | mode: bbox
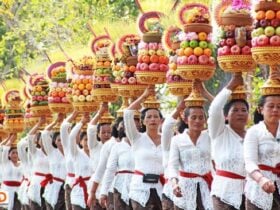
[169,88,213,210]
[41,113,67,210]
[99,119,135,210]
[27,117,50,210]
[17,136,32,210]
[68,113,93,210]
[244,93,280,210]
[1,134,22,210]
[208,74,249,210]
[161,100,186,210]
[124,86,164,210]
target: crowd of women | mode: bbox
[0,73,280,210]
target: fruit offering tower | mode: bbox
[176,3,215,106]
[135,11,169,108]
[113,34,146,101]
[92,39,118,103]
[215,0,255,99]
[251,0,280,95]
[3,90,25,133]
[163,26,192,97]
[71,56,99,112]
[47,62,73,113]
[0,101,7,140]
[30,74,51,116]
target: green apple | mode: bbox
[180,41,189,49]
[199,41,208,49]
[276,26,280,36]
[264,26,275,37]
[189,40,198,48]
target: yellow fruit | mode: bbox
[193,47,203,56]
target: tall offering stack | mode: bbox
[163,26,193,96]
[135,11,169,108]
[176,3,215,106]
[251,0,280,95]
[0,101,7,139]
[215,0,255,99]
[113,34,146,103]
[3,90,24,133]
[29,74,51,116]
[47,62,73,113]
[71,56,99,112]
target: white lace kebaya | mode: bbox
[124,109,164,207]
[208,88,246,209]
[162,116,177,201]
[169,130,213,210]
[100,139,134,205]
[41,130,67,208]
[244,120,280,210]
[27,134,50,206]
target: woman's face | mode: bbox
[227,102,249,129]
[185,108,206,132]
[80,135,88,150]
[98,124,112,142]
[143,109,162,130]
[55,134,63,150]
[9,148,18,163]
[261,96,280,124]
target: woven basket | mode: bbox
[49,103,73,114]
[142,33,162,43]
[260,79,280,96]
[110,83,119,95]
[117,84,147,98]
[31,106,51,116]
[4,120,24,133]
[177,65,215,81]
[92,88,118,103]
[72,102,99,113]
[135,71,166,85]
[255,2,280,11]
[168,82,192,96]
[184,23,212,33]
[221,14,252,26]
[73,68,93,76]
[252,47,280,65]
[217,55,256,73]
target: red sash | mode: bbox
[259,164,280,176]
[67,173,75,178]
[179,171,212,190]
[72,176,90,205]
[216,170,245,180]
[35,172,64,187]
[3,181,21,187]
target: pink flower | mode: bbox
[186,32,198,41]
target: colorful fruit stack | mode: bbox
[176,3,216,106]
[113,34,146,100]
[47,62,73,113]
[0,102,7,139]
[3,90,24,133]
[251,0,280,95]
[163,26,192,97]
[30,74,51,116]
[135,11,168,108]
[71,56,98,113]
[92,40,118,103]
[215,0,255,99]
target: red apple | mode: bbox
[231,45,241,55]
[241,46,251,55]
[159,64,169,71]
[270,35,280,46]
[219,39,226,47]
[226,38,236,47]
[188,55,198,64]
[257,35,269,46]
[271,18,280,28]
[37,96,43,101]
[221,46,230,55]
[128,77,137,84]
[251,37,258,47]
[198,55,209,64]
[121,77,128,84]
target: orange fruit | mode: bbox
[203,48,212,57]
[129,65,136,72]
[265,10,275,20]
[198,32,207,41]
[184,47,193,56]
[51,91,58,97]
[194,47,203,56]
[78,83,85,91]
[82,79,89,84]
[104,61,111,67]
[123,66,129,71]
[86,83,92,91]
[277,11,280,19]
[72,84,78,90]
[36,86,42,92]
[177,48,185,56]
[75,79,82,84]
[58,91,65,98]
[256,11,265,20]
